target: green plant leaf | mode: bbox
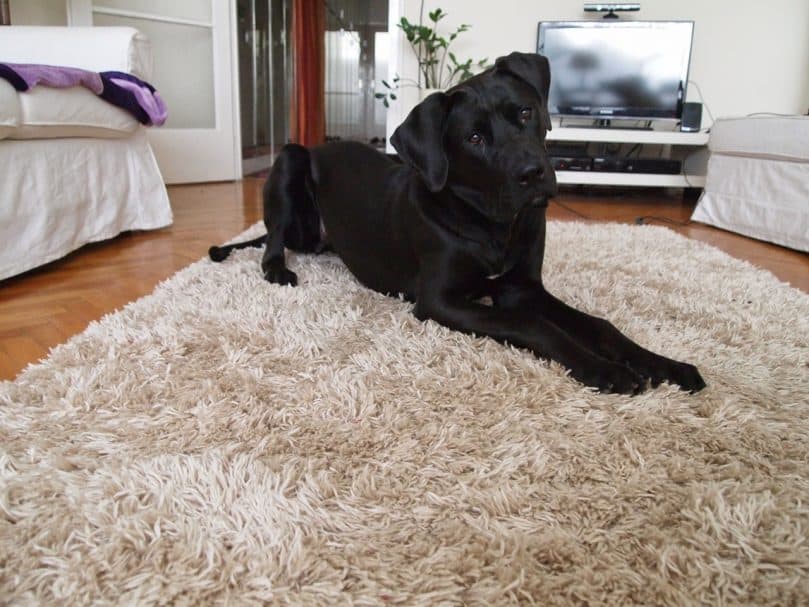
[429,8,445,22]
[399,6,485,91]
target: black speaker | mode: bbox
[681,102,702,132]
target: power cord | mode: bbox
[679,147,708,188]
[553,205,699,228]
[686,80,715,128]
[626,143,643,157]
[635,216,695,227]
[551,199,591,220]
[551,199,699,228]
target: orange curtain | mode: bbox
[291,0,326,146]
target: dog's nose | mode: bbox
[518,162,545,187]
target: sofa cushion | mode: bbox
[0,79,20,140]
[709,115,809,163]
[0,26,152,80]
[9,86,139,140]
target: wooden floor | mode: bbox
[1,179,806,381]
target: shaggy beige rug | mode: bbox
[1,221,808,605]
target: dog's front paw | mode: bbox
[577,362,646,395]
[665,361,706,393]
[630,357,706,393]
[264,267,298,286]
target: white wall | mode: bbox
[8,0,68,25]
[387,0,809,141]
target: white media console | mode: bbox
[547,127,710,188]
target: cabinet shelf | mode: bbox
[555,171,705,188]
[547,127,709,145]
[547,127,709,187]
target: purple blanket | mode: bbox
[0,63,168,126]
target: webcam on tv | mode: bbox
[584,3,641,18]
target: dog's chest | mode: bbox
[475,233,519,279]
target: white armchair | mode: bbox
[0,26,172,281]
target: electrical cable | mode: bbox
[634,215,695,227]
[679,147,707,188]
[552,203,700,229]
[551,199,591,220]
[625,142,642,157]
[686,80,714,128]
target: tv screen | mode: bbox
[536,20,694,121]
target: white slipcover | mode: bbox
[0,26,172,281]
[692,116,809,253]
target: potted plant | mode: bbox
[376,3,488,107]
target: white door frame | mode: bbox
[385,0,405,153]
[67,0,242,184]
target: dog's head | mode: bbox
[391,52,557,223]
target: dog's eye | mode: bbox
[519,107,533,122]
[468,132,483,145]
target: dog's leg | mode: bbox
[542,290,705,392]
[260,144,322,286]
[415,284,645,394]
[493,279,706,392]
[261,225,297,286]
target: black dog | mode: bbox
[210,52,705,394]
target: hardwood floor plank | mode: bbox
[0,302,70,332]
[0,335,45,374]
[27,320,73,349]
[0,178,805,381]
[0,349,19,380]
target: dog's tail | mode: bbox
[208,234,267,262]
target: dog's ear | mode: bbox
[391,92,452,192]
[495,52,553,132]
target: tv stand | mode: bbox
[547,126,709,188]
[577,123,654,131]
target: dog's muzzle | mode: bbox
[515,155,556,208]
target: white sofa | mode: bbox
[691,115,809,252]
[0,26,172,281]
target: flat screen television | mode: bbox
[536,20,694,122]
